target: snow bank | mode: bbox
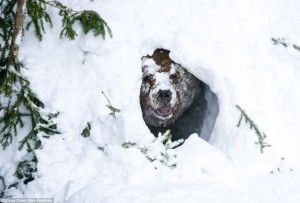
[2,0,300,202]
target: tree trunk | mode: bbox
[8,0,25,68]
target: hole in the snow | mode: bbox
[140,48,219,142]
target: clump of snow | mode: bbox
[1,0,300,202]
[123,130,183,169]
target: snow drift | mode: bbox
[1,0,300,202]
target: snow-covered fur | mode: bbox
[140,49,207,140]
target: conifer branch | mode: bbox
[1,0,111,187]
[15,151,38,184]
[24,0,112,41]
[272,38,288,47]
[25,0,53,41]
[272,37,300,52]
[45,1,75,13]
[101,91,120,118]
[236,105,271,153]
[81,122,91,138]
[1,1,61,152]
[45,0,112,40]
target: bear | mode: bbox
[140,49,207,141]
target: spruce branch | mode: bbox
[15,152,38,184]
[236,105,271,153]
[293,44,300,52]
[101,91,120,118]
[0,0,60,152]
[272,38,288,47]
[81,122,91,138]
[0,70,60,151]
[122,142,137,148]
[272,37,300,52]
[1,0,111,187]
[45,0,112,40]
[25,0,112,41]
[0,175,5,198]
[25,0,53,41]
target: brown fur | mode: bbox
[151,49,172,72]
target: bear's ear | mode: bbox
[141,56,148,62]
[173,63,182,69]
[141,56,150,71]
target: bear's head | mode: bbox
[140,49,200,128]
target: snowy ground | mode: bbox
[2,0,300,202]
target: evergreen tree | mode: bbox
[0,0,111,189]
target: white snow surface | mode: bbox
[2,0,300,202]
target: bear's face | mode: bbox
[140,49,200,127]
[141,59,181,120]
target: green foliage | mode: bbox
[47,1,112,40]
[122,142,137,148]
[122,130,184,168]
[1,0,60,152]
[272,37,300,52]
[1,0,111,190]
[0,0,16,67]
[102,91,120,118]
[272,37,288,47]
[18,111,60,151]
[81,122,91,138]
[26,0,53,41]
[0,64,60,151]
[15,152,37,184]
[0,176,4,198]
[236,105,271,153]
[293,44,300,51]
[106,104,121,117]
[24,0,112,41]
[76,10,112,38]
[162,130,172,144]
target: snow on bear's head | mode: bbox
[140,49,200,128]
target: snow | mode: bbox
[2,0,300,202]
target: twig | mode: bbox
[101,91,120,117]
[236,105,271,153]
[44,1,81,13]
[101,91,113,107]
[272,37,300,52]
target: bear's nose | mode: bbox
[157,90,172,103]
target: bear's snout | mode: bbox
[155,89,173,117]
[157,90,172,104]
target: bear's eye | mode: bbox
[143,75,154,81]
[170,72,179,80]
